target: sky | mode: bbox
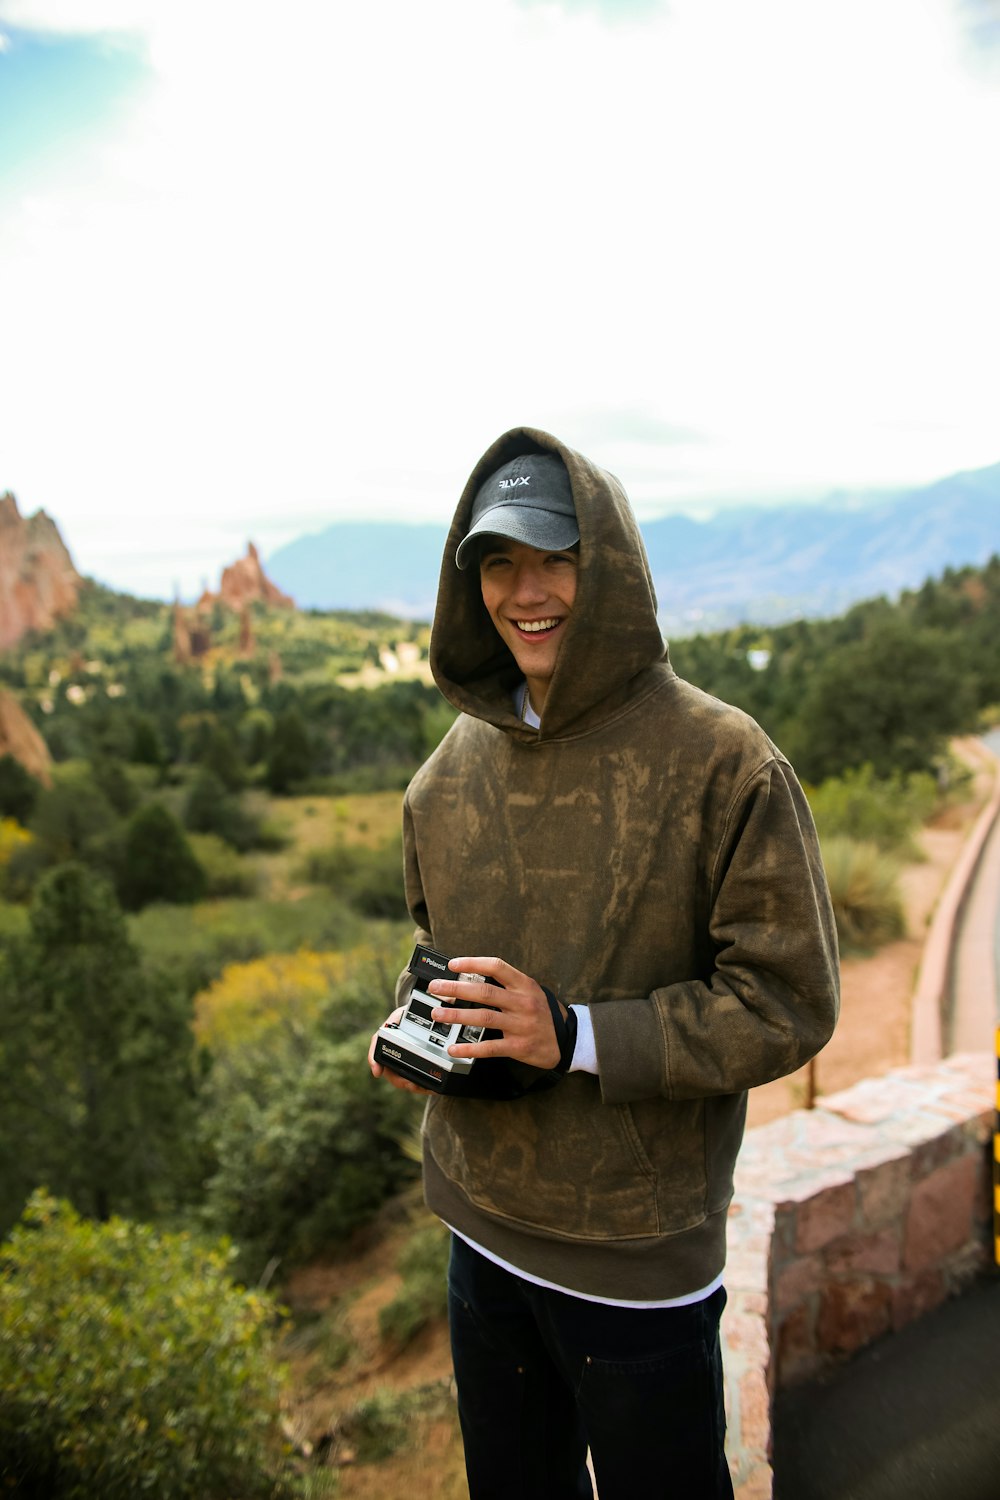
[1,0,998,601]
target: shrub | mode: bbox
[0,1190,327,1499]
[0,899,28,943]
[188,831,258,898]
[193,948,354,1050]
[0,815,31,868]
[200,1025,419,1280]
[808,764,938,858]
[304,836,408,920]
[334,1388,411,1464]
[820,835,906,954]
[127,893,373,999]
[329,1383,454,1468]
[184,768,264,851]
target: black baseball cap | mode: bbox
[455,453,579,570]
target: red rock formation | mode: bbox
[199,542,294,612]
[0,492,81,649]
[0,690,53,787]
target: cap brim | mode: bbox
[455,507,580,570]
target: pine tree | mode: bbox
[0,864,197,1234]
[119,802,206,910]
[264,706,312,792]
[0,754,40,825]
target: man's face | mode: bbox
[479,538,579,707]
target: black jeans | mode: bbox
[447,1235,734,1500]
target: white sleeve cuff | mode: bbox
[568,1004,598,1075]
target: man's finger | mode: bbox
[431,1004,505,1029]
[427,978,504,1007]
[447,955,524,987]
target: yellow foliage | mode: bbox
[0,817,32,868]
[194,947,358,1049]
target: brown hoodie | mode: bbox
[401,426,840,1300]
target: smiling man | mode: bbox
[462,455,580,724]
[369,427,839,1499]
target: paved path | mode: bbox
[772,1273,1000,1500]
[951,731,1000,1050]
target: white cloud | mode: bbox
[0,0,158,34]
[0,0,998,598]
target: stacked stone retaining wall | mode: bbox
[722,1051,994,1499]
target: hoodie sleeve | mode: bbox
[589,757,840,1104]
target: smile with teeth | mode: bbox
[515,618,561,633]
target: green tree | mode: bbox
[130,711,165,768]
[0,865,196,1232]
[0,753,40,825]
[7,774,123,898]
[201,724,246,791]
[89,754,140,817]
[119,802,206,910]
[239,707,273,766]
[26,776,117,865]
[183,767,258,850]
[791,620,974,782]
[265,706,312,792]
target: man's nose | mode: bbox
[511,565,547,603]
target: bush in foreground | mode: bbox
[0,1191,332,1499]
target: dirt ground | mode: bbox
[284,739,998,1494]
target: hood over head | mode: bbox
[431,426,668,741]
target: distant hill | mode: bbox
[268,523,447,620]
[265,461,1000,633]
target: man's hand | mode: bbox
[428,957,566,1071]
[368,1007,435,1096]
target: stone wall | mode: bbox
[722,1051,994,1499]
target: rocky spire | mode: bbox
[0,492,82,649]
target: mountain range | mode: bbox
[265,461,1000,634]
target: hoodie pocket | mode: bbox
[424,1083,707,1242]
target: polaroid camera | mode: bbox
[374,945,497,1095]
